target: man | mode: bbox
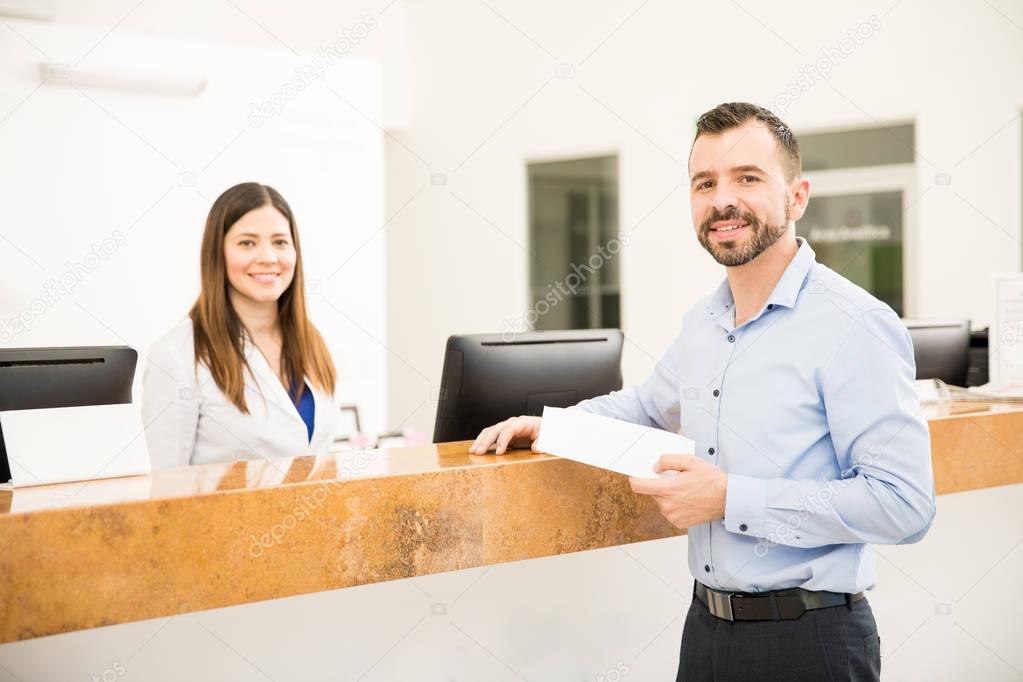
[469,102,936,681]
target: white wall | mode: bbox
[38,0,410,127]
[0,11,392,432]
[384,0,1023,434]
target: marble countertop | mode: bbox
[1,401,1021,643]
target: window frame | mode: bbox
[526,154,621,331]
[801,162,918,317]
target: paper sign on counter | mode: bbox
[1,402,150,487]
[534,406,695,478]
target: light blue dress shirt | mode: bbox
[576,237,936,594]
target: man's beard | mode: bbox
[697,203,790,267]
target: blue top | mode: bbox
[290,380,315,443]
[575,237,936,594]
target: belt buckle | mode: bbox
[707,589,735,621]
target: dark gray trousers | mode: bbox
[676,583,881,681]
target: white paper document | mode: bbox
[1,402,151,487]
[534,406,695,478]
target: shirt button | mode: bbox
[708,447,715,455]
[704,564,711,573]
[767,304,774,310]
[713,389,720,397]
[739,523,748,532]
[727,334,736,343]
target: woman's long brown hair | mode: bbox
[190,182,336,413]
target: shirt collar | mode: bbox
[767,236,816,309]
[705,237,817,327]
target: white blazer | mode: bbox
[142,318,341,470]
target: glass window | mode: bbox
[798,122,915,315]
[528,156,620,330]
[797,190,904,315]
[800,123,915,171]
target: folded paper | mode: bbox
[535,406,695,478]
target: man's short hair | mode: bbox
[694,102,801,181]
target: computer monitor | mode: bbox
[902,319,970,387]
[432,329,624,443]
[0,346,138,483]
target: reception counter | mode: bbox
[1,401,1021,644]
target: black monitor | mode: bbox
[433,329,624,443]
[903,319,970,387]
[0,346,137,484]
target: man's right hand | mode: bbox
[469,416,542,455]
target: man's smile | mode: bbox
[710,220,750,240]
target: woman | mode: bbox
[143,182,340,469]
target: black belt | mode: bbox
[694,581,865,621]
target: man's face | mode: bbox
[688,120,807,267]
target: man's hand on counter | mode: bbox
[470,416,542,455]
[629,454,728,530]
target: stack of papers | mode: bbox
[534,406,695,478]
[950,381,1023,402]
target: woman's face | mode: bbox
[222,204,297,306]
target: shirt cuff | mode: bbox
[724,473,768,538]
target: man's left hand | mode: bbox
[629,454,728,529]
